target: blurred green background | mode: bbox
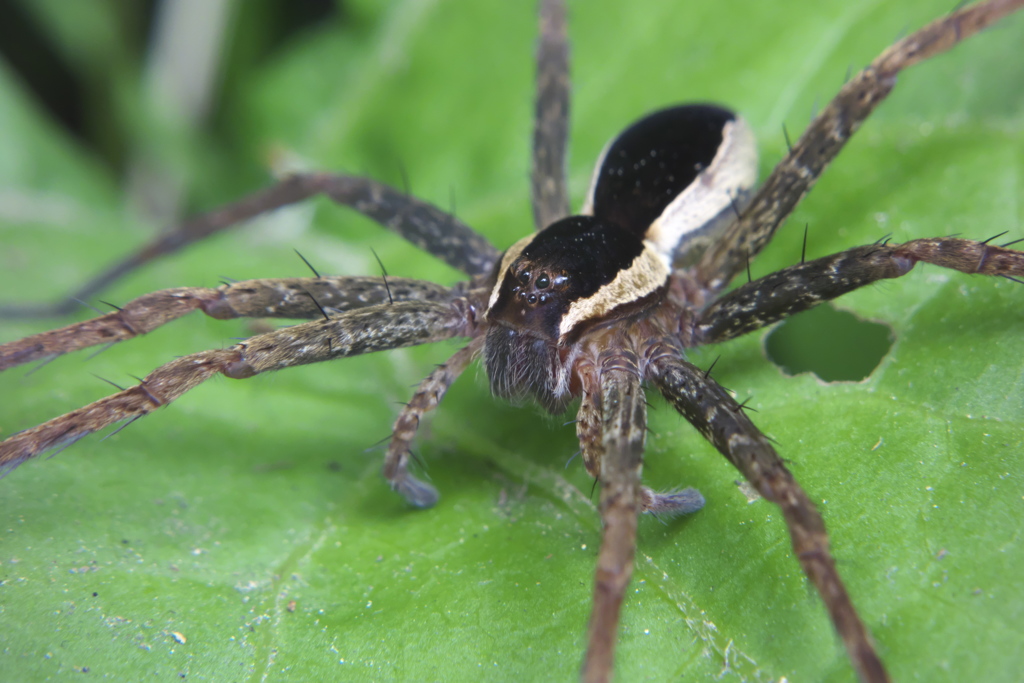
[0,1,1022,681]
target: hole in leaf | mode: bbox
[764,304,892,382]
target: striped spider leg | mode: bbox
[0,1,1022,682]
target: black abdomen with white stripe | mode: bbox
[587,105,736,238]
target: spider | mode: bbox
[2,0,1024,679]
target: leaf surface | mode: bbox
[0,1,1021,680]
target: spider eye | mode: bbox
[536,274,550,289]
[518,270,531,285]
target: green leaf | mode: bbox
[1,1,1022,680]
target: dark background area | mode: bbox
[0,0,338,176]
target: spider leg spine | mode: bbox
[696,0,1024,290]
[0,277,458,373]
[695,238,1024,344]
[651,352,889,683]
[0,288,215,372]
[0,300,470,475]
[218,301,469,379]
[0,173,499,319]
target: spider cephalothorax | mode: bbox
[1,1,1022,681]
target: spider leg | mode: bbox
[649,348,888,683]
[0,276,460,372]
[384,336,484,507]
[531,0,571,230]
[696,0,1024,291]
[577,379,704,516]
[0,300,472,475]
[694,238,1024,344]
[0,173,500,318]
[577,353,645,683]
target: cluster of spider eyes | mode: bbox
[515,269,564,305]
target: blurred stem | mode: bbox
[126,0,237,228]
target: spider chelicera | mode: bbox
[2,1,1024,683]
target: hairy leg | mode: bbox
[531,0,571,230]
[1,173,499,318]
[696,0,1024,291]
[384,336,483,507]
[694,237,1024,344]
[0,276,457,371]
[577,380,703,516]
[650,348,888,683]
[0,300,470,475]
[578,353,646,683]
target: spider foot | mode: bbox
[392,474,440,509]
[639,486,705,517]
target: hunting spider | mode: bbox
[1,1,1023,681]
